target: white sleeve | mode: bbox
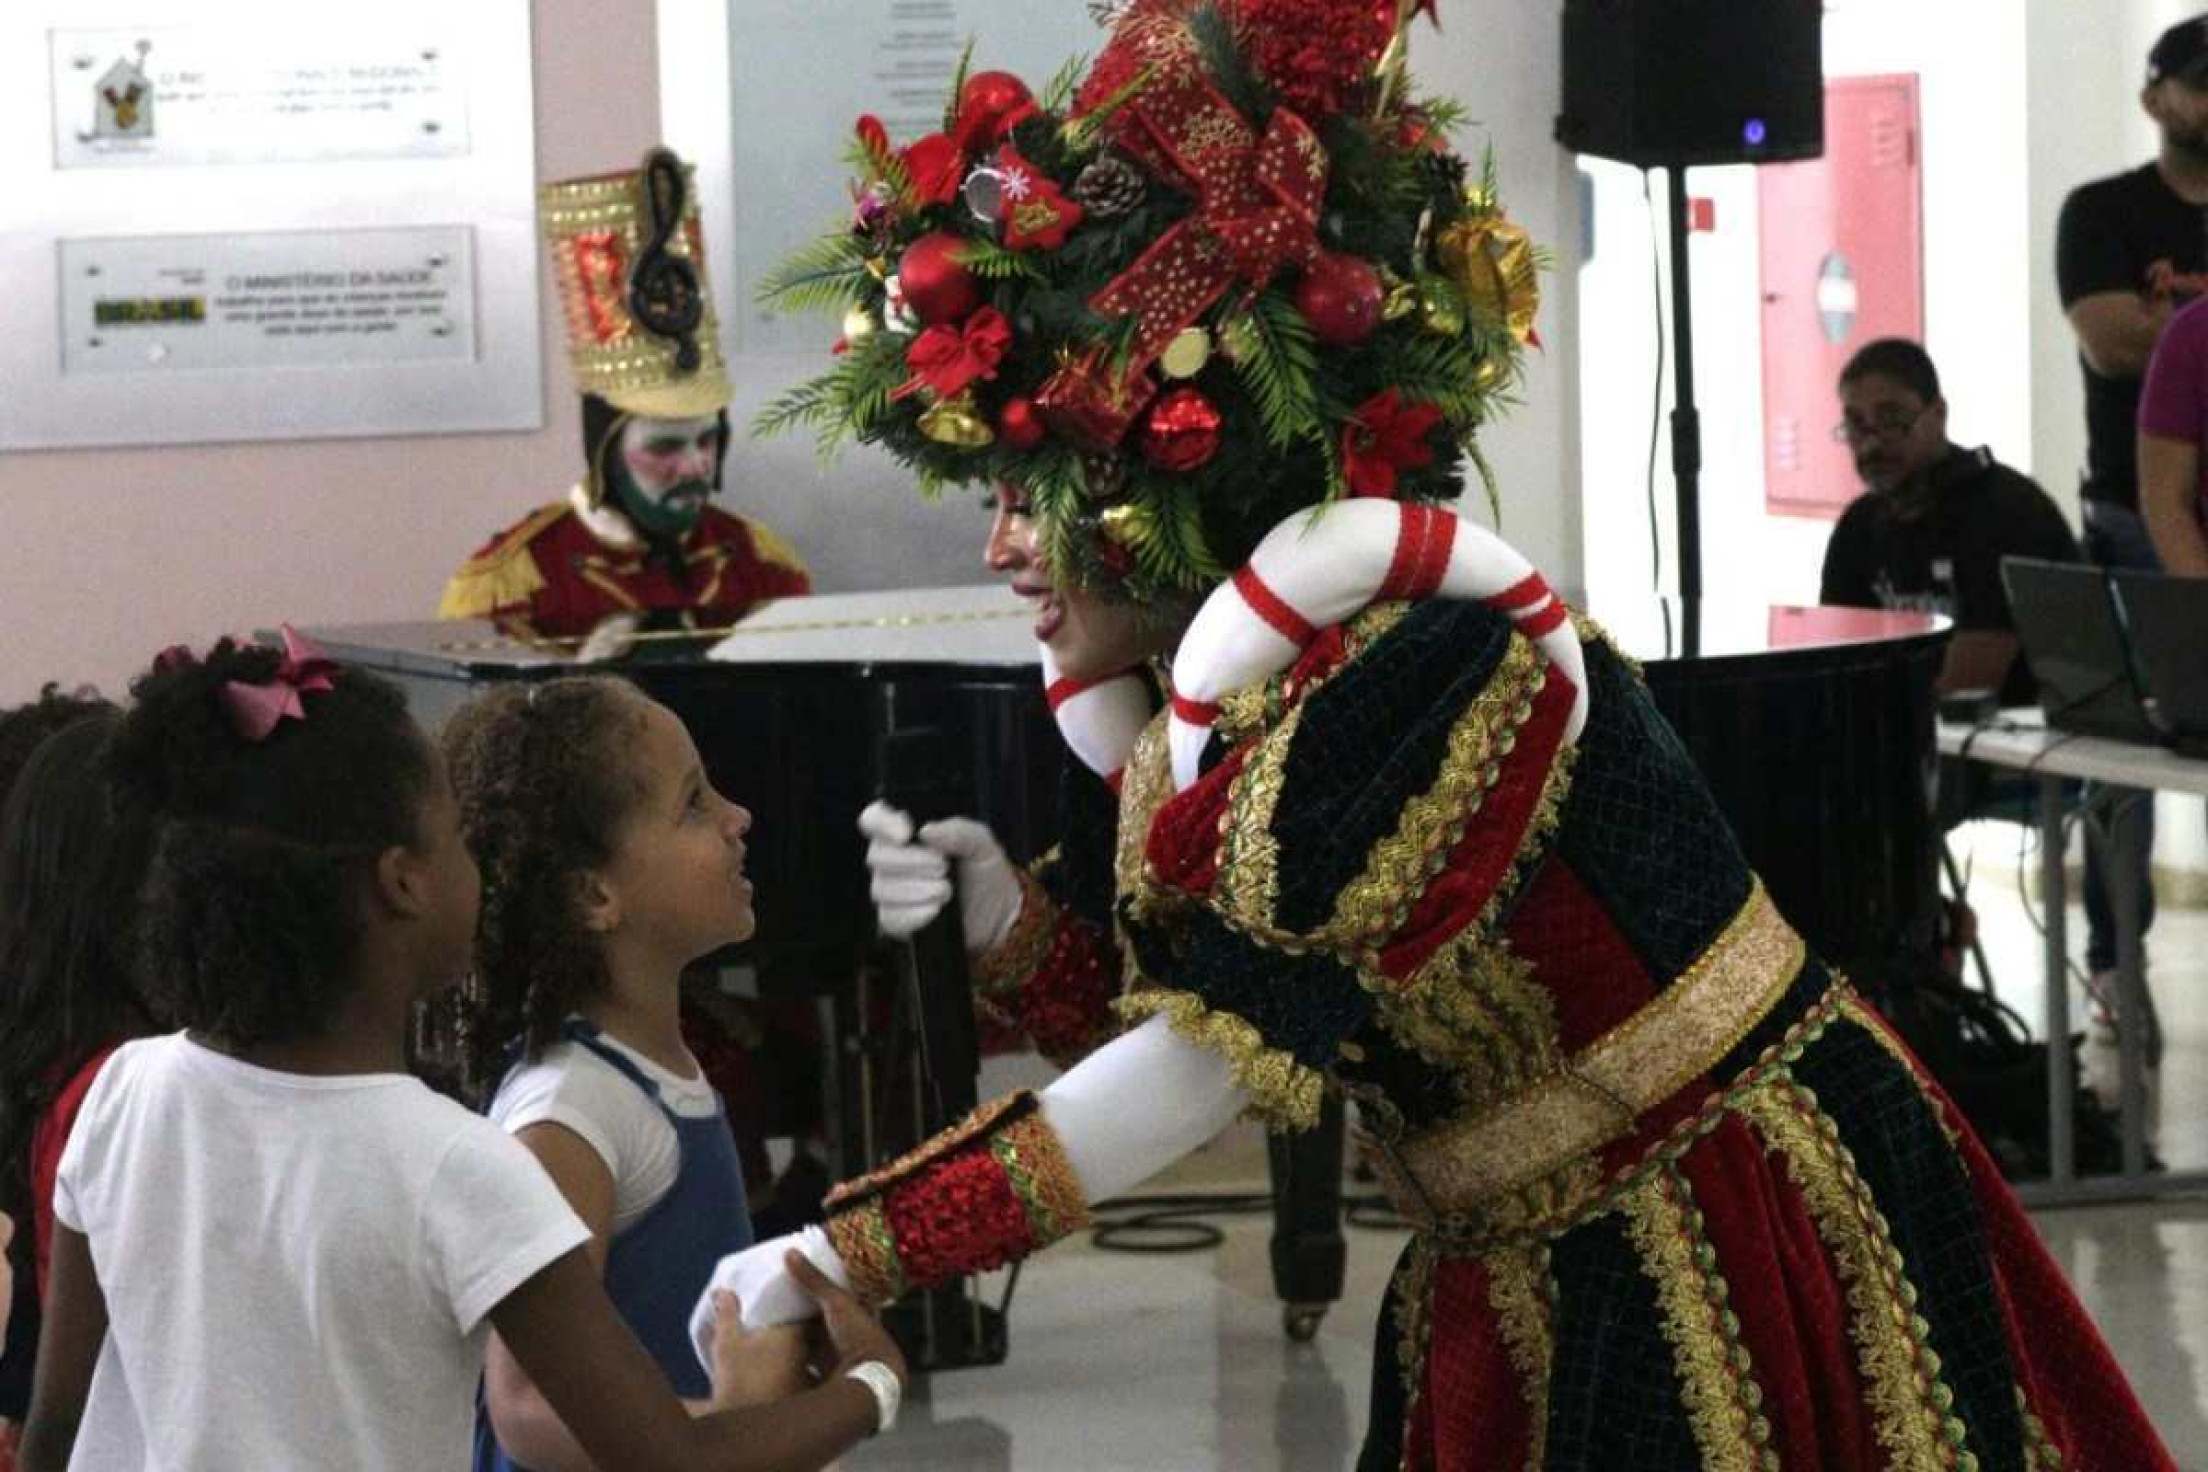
[492,1049,679,1232]
[421,1122,594,1335]
[1038,1012,1247,1203]
[691,1015,1248,1354]
[51,1044,133,1235]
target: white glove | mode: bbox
[689,1225,849,1361]
[689,1016,1250,1373]
[574,610,642,664]
[858,801,1024,953]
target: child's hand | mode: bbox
[785,1250,908,1390]
[705,1290,812,1408]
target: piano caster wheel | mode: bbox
[1283,1304,1326,1342]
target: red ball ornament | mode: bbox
[1138,386,1224,472]
[955,71,1037,153]
[1294,251,1385,346]
[898,232,982,325]
[998,395,1047,451]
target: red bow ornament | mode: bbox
[220,625,340,743]
[1341,389,1443,498]
[892,307,1013,402]
[1081,46,1329,376]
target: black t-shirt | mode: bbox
[1820,447,2081,705]
[2057,162,2208,509]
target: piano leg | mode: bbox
[1267,1096,1346,1342]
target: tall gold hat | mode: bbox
[539,147,732,419]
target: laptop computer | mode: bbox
[2000,558,2161,744]
[2112,570,2208,758]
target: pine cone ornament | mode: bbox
[1072,155,1146,220]
[1418,150,1468,199]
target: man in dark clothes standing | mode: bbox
[2045,15,2208,999]
[1820,339,2078,708]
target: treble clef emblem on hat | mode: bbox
[628,147,704,373]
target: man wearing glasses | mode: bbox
[1818,338,2078,706]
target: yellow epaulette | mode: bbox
[736,515,811,578]
[436,502,565,620]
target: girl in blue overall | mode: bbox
[448,676,785,1470]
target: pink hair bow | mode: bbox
[219,625,339,743]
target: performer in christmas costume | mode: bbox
[440,149,811,652]
[697,4,2175,1466]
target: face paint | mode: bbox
[609,412,723,538]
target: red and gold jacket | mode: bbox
[438,492,812,640]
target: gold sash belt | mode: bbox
[1376,881,1805,1225]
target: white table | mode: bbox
[1938,714,2208,1205]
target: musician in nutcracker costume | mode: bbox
[440,149,812,650]
[697,5,2175,1466]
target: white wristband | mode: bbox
[844,1359,901,1436]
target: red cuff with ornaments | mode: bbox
[822,1091,1091,1305]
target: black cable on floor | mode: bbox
[1086,1191,1413,1253]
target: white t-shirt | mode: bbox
[54,1033,590,1471]
[489,1028,719,1233]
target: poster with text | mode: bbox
[50,23,469,169]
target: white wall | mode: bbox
[1578,0,2033,612]
[0,0,671,703]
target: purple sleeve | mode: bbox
[2139,300,2208,442]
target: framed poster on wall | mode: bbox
[0,0,540,450]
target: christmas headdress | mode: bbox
[756,0,1541,604]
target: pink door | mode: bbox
[1759,75,1924,518]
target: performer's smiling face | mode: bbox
[612,413,723,538]
[985,484,1173,681]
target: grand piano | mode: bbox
[314,587,1946,1351]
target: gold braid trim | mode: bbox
[825,1093,1029,1209]
[1326,635,1546,956]
[2016,1389,2064,1471]
[1391,1237,1438,1472]
[825,1199,907,1305]
[1114,986,1328,1131]
[1372,930,1555,1119]
[1739,1078,1975,1470]
[1375,975,1856,1255]
[1485,1242,1555,1470]
[1387,884,1802,1218]
[1617,1164,1780,1472]
[1213,699,1305,938]
[972,867,1060,998]
[990,1110,1094,1244]
[1837,995,1963,1146]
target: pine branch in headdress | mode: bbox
[1188,3,1273,123]
[841,132,917,210]
[1040,53,1092,115]
[1064,63,1158,153]
[956,238,1051,281]
[944,38,977,131]
[757,229,878,313]
[1224,292,1323,452]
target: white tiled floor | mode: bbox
[852,890,2208,1470]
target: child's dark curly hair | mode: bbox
[0,705,160,1280]
[0,683,111,812]
[108,638,436,1049]
[441,676,652,1091]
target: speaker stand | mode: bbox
[1665,163,1704,657]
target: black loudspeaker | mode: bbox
[1556,0,1824,168]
